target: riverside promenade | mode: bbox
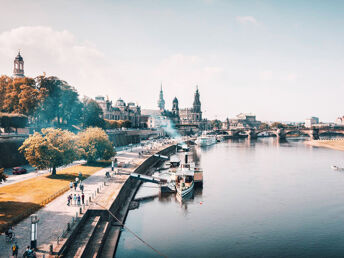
[0,140,175,257]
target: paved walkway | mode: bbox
[0,141,174,257]
[2,160,86,187]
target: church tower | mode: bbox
[193,86,201,113]
[157,84,165,111]
[172,97,179,115]
[13,51,24,78]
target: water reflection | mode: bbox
[117,138,344,258]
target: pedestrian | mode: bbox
[77,194,81,206]
[11,242,18,257]
[78,172,82,180]
[69,181,73,190]
[74,181,77,191]
[23,246,30,257]
[29,248,36,258]
[73,194,77,206]
[80,183,84,193]
[81,193,85,205]
[67,195,70,206]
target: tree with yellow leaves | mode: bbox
[77,127,115,163]
[19,128,79,175]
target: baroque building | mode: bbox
[155,86,207,134]
[13,51,24,78]
[95,96,141,128]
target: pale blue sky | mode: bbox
[0,0,343,122]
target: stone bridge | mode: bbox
[222,127,344,140]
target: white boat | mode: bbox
[195,134,216,147]
[331,165,344,171]
[176,169,194,199]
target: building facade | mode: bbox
[226,113,261,129]
[95,96,141,128]
[305,117,319,128]
[156,86,207,133]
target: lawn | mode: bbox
[0,161,110,232]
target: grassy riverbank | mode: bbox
[0,161,110,232]
[305,139,344,151]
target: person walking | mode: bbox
[77,194,81,206]
[73,194,77,206]
[81,193,85,205]
[79,182,84,193]
[74,181,77,191]
[67,194,70,206]
[69,181,73,190]
[11,242,18,257]
[23,246,30,257]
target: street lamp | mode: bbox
[30,214,39,249]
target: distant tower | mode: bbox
[13,50,24,78]
[157,84,165,110]
[172,97,179,115]
[193,85,201,113]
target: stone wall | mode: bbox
[0,137,28,168]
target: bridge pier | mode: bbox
[310,129,320,140]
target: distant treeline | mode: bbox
[0,75,133,131]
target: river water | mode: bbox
[116,138,344,257]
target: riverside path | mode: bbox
[0,139,175,258]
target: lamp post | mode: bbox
[30,214,39,249]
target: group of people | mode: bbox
[67,193,85,206]
[10,243,36,258]
[67,172,85,206]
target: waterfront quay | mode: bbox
[0,139,176,258]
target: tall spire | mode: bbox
[158,83,165,110]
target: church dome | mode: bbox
[115,98,126,107]
[15,52,23,61]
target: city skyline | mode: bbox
[1,0,343,122]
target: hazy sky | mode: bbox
[0,0,343,122]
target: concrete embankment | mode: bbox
[305,139,344,151]
[59,144,176,258]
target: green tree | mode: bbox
[35,75,82,126]
[82,98,105,128]
[259,122,270,130]
[121,120,132,128]
[211,119,223,130]
[0,168,7,183]
[77,127,115,163]
[271,122,285,129]
[19,128,79,175]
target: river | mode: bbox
[116,138,344,257]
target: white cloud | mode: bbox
[0,26,119,98]
[236,16,258,25]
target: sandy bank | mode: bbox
[304,139,344,151]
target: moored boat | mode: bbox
[195,133,216,146]
[176,170,194,199]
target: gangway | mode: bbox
[130,173,167,184]
[153,154,169,160]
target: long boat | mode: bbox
[195,134,217,147]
